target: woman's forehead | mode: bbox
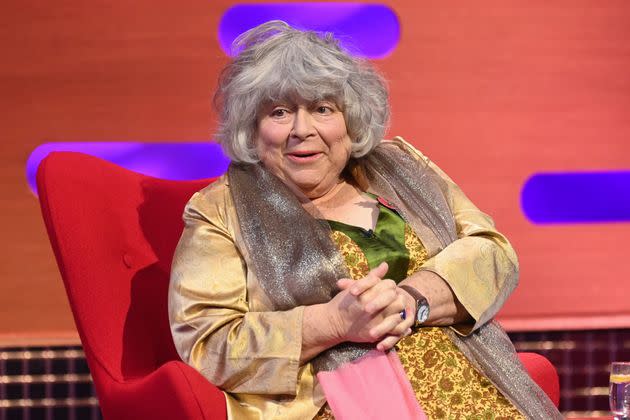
[262,91,342,106]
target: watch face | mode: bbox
[417,301,430,324]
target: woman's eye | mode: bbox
[316,105,333,114]
[271,108,288,117]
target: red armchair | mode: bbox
[37,152,226,419]
[36,152,559,419]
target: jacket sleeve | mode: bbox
[393,137,519,335]
[168,185,305,395]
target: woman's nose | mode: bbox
[291,108,316,139]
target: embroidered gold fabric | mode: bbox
[314,225,524,420]
[314,404,335,420]
[397,328,523,419]
[405,223,428,275]
[331,231,370,280]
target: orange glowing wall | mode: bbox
[2,0,629,343]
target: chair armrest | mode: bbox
[102,361,227,420]
[518,352,560,407]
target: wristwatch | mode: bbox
[399,285,430,327]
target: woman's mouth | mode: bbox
[286,151,322,163]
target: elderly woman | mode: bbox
[169,21,561,419]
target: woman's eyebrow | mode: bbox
[310,98,338,106]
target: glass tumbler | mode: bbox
[610,362,630,420]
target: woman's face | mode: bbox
[255,98,352,199]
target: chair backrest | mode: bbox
[37,152,216,381]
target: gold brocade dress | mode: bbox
[315,199,524,420]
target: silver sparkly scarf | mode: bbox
[228,143,562,419]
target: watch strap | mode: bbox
[399,285,430,326]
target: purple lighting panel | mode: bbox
[521,170,630,224]
[218,3,400,59]
[26,142,230,195]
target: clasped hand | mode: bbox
[328,262,415,351]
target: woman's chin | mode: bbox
[289,179,336,199]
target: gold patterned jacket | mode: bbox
[168,138,519,419]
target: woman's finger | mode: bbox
[336,278,354,290]
[376,329,412,352]
[368,295,413,337]
[363,285,399,314]
[368,311,407,340]
[361,279,399,313]
[349,262,388,296]
[376,335,400,351]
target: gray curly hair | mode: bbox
[214,20,390,163]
